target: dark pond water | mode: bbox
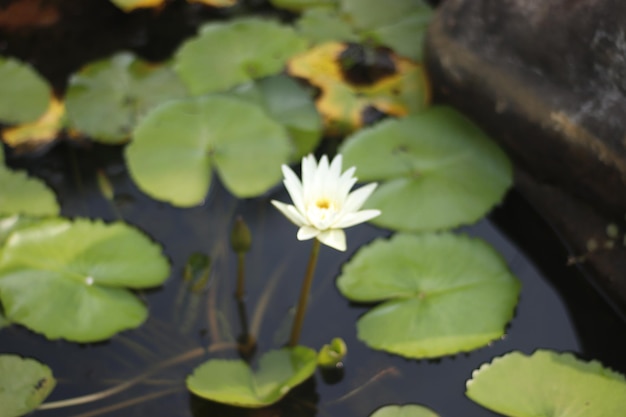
[2,1,626,416]
[2,143,626,417]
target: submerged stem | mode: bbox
[289,239,321,347]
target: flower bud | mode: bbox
[231,216,252,254]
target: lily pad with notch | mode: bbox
[125,95,292,206]
[175,18,308,96]
[340,106,512,232]
[370,404,441,417]
[65,52,188,144]
[0,354,56,417]
[229,75,322,160]
[0,56,51,125]
[466,350,626,417]
[186,346,317,407]
[0,218,170,342]
[336,233,520,359]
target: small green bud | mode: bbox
[231,216,252,254]
[317,337,347,368]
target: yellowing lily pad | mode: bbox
[66,52,188,144]
[175,18,308,96]
[0,167,59,217]
[370,404,441,417]
[187,347,317,407]
[336,233,520,359]
[109,0,165,12]
[0,56,51,124]
[2,97,65,153]
[0,355,56,417]
[340,106,512,232]
[229,75,322,159]
[0,218,170,342]
[466,350,626,417]
[126,95,292,206]
[287,42,429,135]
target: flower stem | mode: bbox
[289,239,321,347]
[235,252,245,301]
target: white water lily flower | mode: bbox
[271,154,381,251]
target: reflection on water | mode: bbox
[2,143,626,417]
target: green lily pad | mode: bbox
[466,350,626,417]
[370,404,441,417]
[174,18,308,95]
[230,75,322,159]
[0,355,56,417]
[0,218,170,342]
[336,233,520,359]
[0,57,51,124]
[186,346,317,407]
[0,215,48,247]
[0,309,9,329]
[126,95,292,206]
[270,0,336,12]
[66,52,188,144]
[296,7,359,45]
[340,106,512,232]
[0,168,59,217]
[340,0,433,61]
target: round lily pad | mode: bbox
[0,57,51,124]
[186,346,317,407]
[174,18,308,95]
[0,168,59,217]
[66,52,188,143]
[296,8,359,45]
[370,404,440,417]
[2,98,66,154]
[340,106,512,232]
[466,350,626,417]
[0,354,56,417]
[125,95,292,206]
[0,218,170,342]
[230,75,322,159]
[336,233,520,359]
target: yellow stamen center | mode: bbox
[316,199,330,210]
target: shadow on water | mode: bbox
[1,141,626,417]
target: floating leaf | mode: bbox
[336,233,520,359]
[370,404,441,417]
[287,42,429,135]
[0,215,47,246]
[0,168,59,217]
[230,75,322,159]
[2,97,65,153]
[296,7,359,45]
[175,19,308,95]
[340,0,433,61]
[466,350,626,417]
[126,95,292,206]
[340,107,512,232]
[109,0,165,12]
[187,346,317,407]
[187,0,237,6]
[66,52,188,144]
[270,0,336,12]
[0,56,51,124]
[0,354,56,417]
[0,218,170,342]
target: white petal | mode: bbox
[334,209,381,229]
[301,154,317,198]
[343,182,378,213]
[281,165,305,213]
[271,200,306,226]
[297,225,320,240]
[316,229,346,251]
[312,155,330,199]
[328,154,343,182]
[335,167,357,202]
